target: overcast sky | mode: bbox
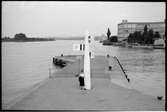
[2,1,166,38]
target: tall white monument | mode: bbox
[84,31,91,90]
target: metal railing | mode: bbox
[113,56,130,82]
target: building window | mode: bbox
[124,30,128,33]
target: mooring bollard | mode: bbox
[108,66,112,71]
[157,96,163,100]
[107,54,110,58]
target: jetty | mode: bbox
[8,55,165,110]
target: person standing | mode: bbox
[77,69,85,90]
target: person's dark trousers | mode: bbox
[79,77,84,89]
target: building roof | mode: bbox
[118,21,165,25]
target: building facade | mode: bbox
[117,20,165,40]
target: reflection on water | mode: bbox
[2,40,165,107]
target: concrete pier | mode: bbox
[8,56,165,110]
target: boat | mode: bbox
[53,57,67,68]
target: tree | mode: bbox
[136,31,142,43]
[133,31,138,43]
[3,36,10,39]
[107,28,111,40]
[2,36,11,41]
[127,33,133,43]
[127,24,161,45]
[148,29,154,44]
[144,25,148,33]
[142,25,149,44]
[14,33,27,40]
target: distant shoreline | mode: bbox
[1,37,56,42]
[1,40,56,42]
[2,37,85,42]
[54,37,84,40]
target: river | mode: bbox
[2,40,165,108]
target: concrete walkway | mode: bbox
[9,56,165,110]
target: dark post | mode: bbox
[107,54,110,58]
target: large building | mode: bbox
[117,20,165,40]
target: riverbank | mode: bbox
[7,56,165,110]
[126,43,165,49]
[1,38,55,42]
[102,41,165,49]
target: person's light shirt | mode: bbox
[80,73,84,77]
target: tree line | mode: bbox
[127,25,161,45]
